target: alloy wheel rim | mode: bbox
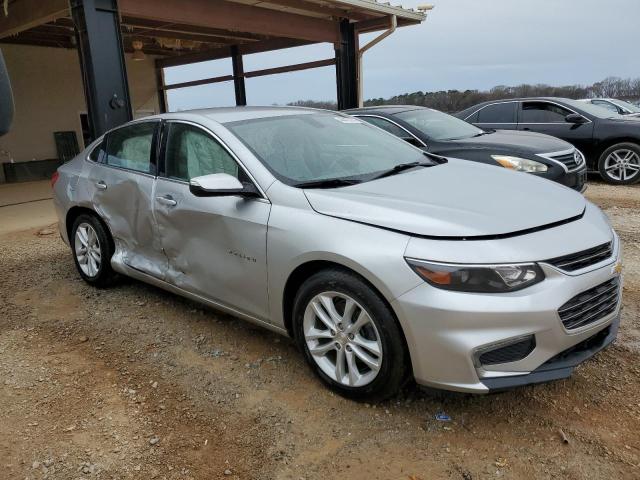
[604,149,640,181]
[303,292,383,387]
[75,223,102,277]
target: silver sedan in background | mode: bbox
[52,107,622,401]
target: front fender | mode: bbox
[266,204,419,329]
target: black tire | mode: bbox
[597,142,640,185]
[70,213,118,287]
[292,268,409,402]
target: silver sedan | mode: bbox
[52,107,622,400]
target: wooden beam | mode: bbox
[120,17,268,42]
[231,45,246,106]
[163,74,235,91]
[244,58,335,78]
[118,0,340,43]
[158,37,313,68]
[155,59,168,113]
[0,36,74,49]
[161,57,335,91]
[0,0,70,38]
[249,0,369,21]
[355,15,418,33]
[124,27,248,46]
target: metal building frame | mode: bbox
[0,0,426,139]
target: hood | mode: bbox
[447,129,573,155]
[304,159,586,238]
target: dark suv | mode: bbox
[456,98,640,185]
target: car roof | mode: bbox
[156,105,330,124]
[344,105,424,115]
[475,97,576,106]
[456,97,578,116]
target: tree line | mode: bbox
[289,76,640,113]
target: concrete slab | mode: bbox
[0,199,57,235]
[0,180,52,207]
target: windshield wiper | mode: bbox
[294,178,362,189]
[371,161,432,180]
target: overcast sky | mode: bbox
[165,0,639,110]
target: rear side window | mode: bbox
[477,103,516,123]
[164,122,239,181]
[521,102,571,123]
[88,139,105,162]
[105,122,156,173]
[359,116,411,139]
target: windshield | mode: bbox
[225,113,431,185]
[563,99,624,119]
[393,108,484,141]
[613,99,640,113]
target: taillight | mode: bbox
[51,171,60,188]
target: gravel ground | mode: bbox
[0,179,638,479]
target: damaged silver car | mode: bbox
[52,107,622,401]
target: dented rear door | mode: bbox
[86,121,168,278]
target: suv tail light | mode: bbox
[51,171,59,188]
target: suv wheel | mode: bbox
[71,214,117,287]
[598,143,640,184]
[292,269,408,402]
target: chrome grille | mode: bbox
[550,151,579,170]
[558,278,620,330]
[546,242,613,272]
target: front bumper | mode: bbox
[392,244,622,394]
[481,315,618,391]
[562,167,588,193]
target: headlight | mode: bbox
[574,149,586,167]
[405,258,545,293]
[491,155,548,173]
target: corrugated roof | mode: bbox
[331,0,425,21]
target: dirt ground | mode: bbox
[1,179,639,480]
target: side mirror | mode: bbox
[565,113,587,124]
[189,173,260,198]
[0,50,14,137]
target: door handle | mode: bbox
[156,195,177,207]
[95,181,107,190]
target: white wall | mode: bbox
[0,44,159,181]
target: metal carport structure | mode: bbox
[0,0,426,142]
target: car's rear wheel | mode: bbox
[598,143,640,184]
[292,269,408,402]
[71,214,117,287]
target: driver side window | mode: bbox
[164,123,239,181]
[521,102,572,123]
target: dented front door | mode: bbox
[153,121,271,320]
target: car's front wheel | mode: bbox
[71,214,117,287]
[598,142,640,184]
[292,269,408,402]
